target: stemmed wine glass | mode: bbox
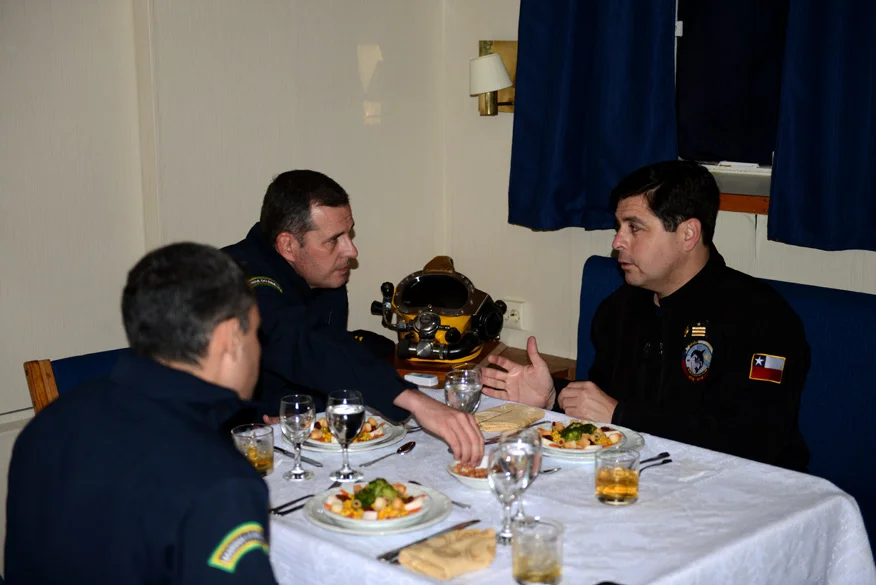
[444,368,483,414]
[326,389,366,482]
[279,394,315,481]
[487,442,535,545]
[500,427,542,523]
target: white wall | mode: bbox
[0,0,146,415]
[0,419,26,573]
[144,0,448,332]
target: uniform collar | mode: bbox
[245,222,313,298]
[654,245,725,310]
[110,353,248,429]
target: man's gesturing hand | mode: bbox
[481,336,555,409]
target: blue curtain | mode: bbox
[769,0,876,252]
[508,0,678,230]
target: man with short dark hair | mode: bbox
[5,243,278,584]
[224,170,483,465]
[483,160,810,471]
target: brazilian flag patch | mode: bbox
[208,522,269,573]
[247,276,283,294]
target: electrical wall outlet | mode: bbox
[502,299,529,331]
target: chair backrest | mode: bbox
[575,254,876,540]
[24,348,129,414]
[575,255,625,381]
[765,279,876,540]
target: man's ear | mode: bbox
[209,317,237,360]
[274,232,300,264]
[198,318,237,380]
[679,218,703,252]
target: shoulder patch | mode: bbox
[749,354,786,384]
[208,522,269,573]
[248,276,283,294]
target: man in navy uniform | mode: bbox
[482,161,809,471]
[223,170,483,465]
[5,243,278,584]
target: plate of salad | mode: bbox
[536,420,645,460]
[302,478,453,534]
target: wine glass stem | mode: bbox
[502,501,514,537]
[292,441,304,473]
[341,444,352,472]
[514,498,526,521]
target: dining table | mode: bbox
[263,389,876,585]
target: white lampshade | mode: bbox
[469,53,513,96]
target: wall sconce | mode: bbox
[470,40,517,116]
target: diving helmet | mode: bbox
[370,256,507,362]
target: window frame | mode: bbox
[674,0,777,211]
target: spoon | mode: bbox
[638,458,672,474]
[360,441,416,468]
[539,467,562,475]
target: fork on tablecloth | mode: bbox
[272,480,341,516]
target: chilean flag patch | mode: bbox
[749,354,786,384]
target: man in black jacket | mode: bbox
[224,170,483,465]
[5,243,278,584]
[482,161,809,471]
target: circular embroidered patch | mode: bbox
[683,340,713,381]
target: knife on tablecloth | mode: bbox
[273,446,324,468]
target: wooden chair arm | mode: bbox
[23,359,58,414]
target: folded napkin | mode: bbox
[475,403,544,433]
[398,529,496,580]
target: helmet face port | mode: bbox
[372,256,505,363]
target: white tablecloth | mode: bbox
[263,390,876,585]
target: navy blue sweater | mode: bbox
[5,354,277,584]
[223,223,412,420]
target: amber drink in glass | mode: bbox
[595,448,639,505]
[231,424,274,477]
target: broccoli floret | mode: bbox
[560,422,597,442]
[354,485,376,508]
[377,484,399,500]
[370,478,398,500]
[354,478,398,508]
[559,425,583,442]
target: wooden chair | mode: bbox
[24,348,128,414]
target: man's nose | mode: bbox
[343,238,358,259]
[611,231,625,250]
